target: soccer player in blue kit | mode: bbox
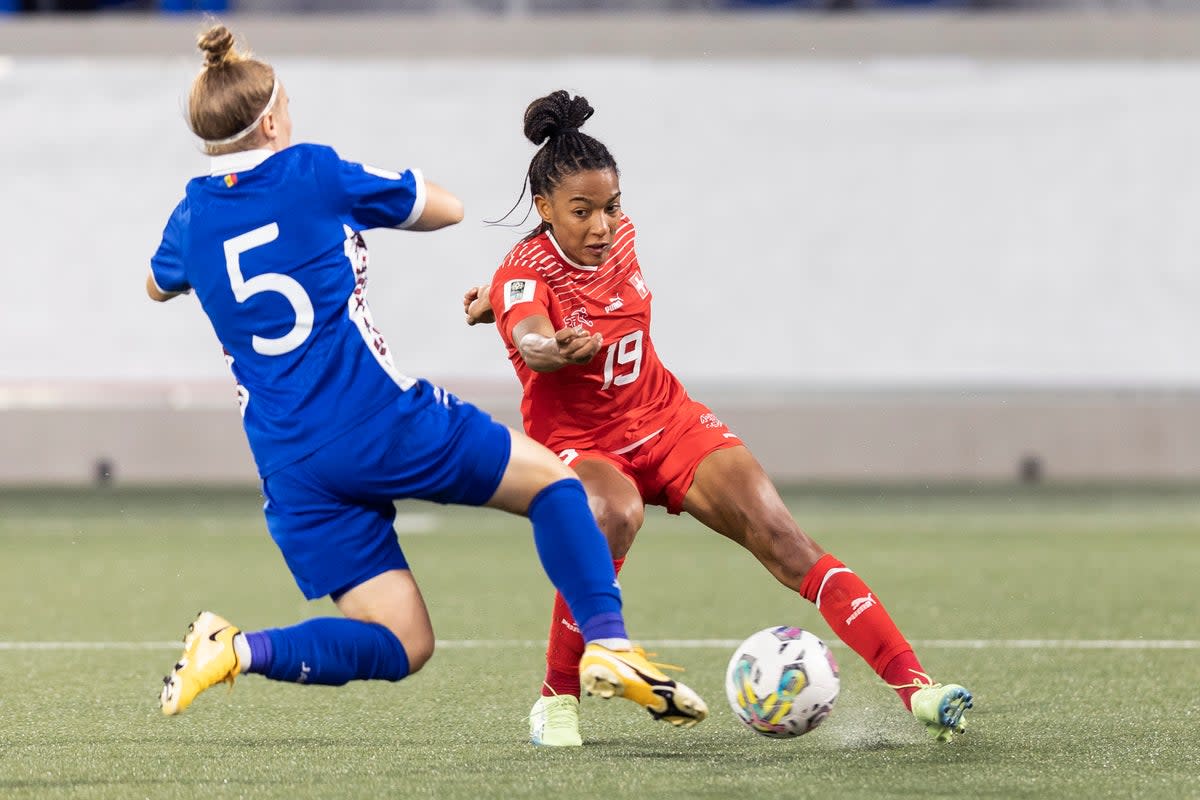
[146,23,708,730]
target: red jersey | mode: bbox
[489,216,689,454]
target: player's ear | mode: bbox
[533,194,553,224]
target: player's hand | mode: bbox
[555,326,603,364]
[463,284,495,326]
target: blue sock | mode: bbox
[242,618,410,685]
[528,478,628,643]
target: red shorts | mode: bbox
[551,399,741,514]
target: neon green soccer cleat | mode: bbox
[579,644,708,728]
[529,694,583,746]
[910,679,974,743]
[160,611,242,716]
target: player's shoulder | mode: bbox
[154,195,192,256]
[250,144,336,181]
[167,191,193,217]
[271,144,350,203]
[495,232,557,276]
[613,214,638,244]
[284,142,339,162]
[174,195,194,230]
[603,214,639,266]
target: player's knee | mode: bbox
[593,498,643,557]
[524,438,575,481]
[402,629,436,674]
[374,616,435,675]
[542,450,577,482]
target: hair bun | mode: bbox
[197,24,239,69]
[523,90,595,146]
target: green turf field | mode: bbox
[1,486,1198,799]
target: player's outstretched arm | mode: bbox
[463,284,495,326]
[513,315,603,372]
[405,181,464,232]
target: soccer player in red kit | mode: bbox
[464,90,973,747]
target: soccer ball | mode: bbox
[725,626,840,738]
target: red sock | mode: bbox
[881,651,927,711]
[542,557,626,698]
[799,554,925,711]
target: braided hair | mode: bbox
[492,91,620,238]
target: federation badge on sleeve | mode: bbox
[629,270,649,299]
[505,278,536,311]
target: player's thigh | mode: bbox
[682,445,824,574]
[307,384,513,509]
[335,568,434,670]
[484,429,577,515]
[572,456,645,558]
[639,400,742,514]
[262,463,411,604]
[681,445,781,538]
[346,389,514,509]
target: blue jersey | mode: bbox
[151,144,428,476]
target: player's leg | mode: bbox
[161,594,420,716]
[486,429,707,730]
[232,575,426,686]
[332,569,434,670]
[682,445,972,740]
[160,437,425,715]
[541,456,642,699]
[240,474,425,679]
[531,455,643,745]
[484,434,628,650]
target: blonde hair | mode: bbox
[188,24,277,156]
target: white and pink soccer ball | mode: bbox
[725,626,840,738]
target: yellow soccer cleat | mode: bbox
[579,644,708,728]
[160,611,242,716]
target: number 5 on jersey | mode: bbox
[601,330,643,390]
[224,223,315,356]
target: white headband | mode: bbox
[203,78,280,147]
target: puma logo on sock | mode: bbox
[845,593,876,626]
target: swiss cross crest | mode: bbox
[629,271,649,299]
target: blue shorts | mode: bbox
[261,380,512,600]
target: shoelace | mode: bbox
[886,668,941,692]
[525,683,577,725]
[627,645,686,675]
[544,698,577,726]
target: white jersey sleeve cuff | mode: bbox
[398,168,427,230]
[149,270,188,296]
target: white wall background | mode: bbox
[2,56,1200,389]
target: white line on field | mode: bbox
[0,641,182,650]
[645,639,1200,650]
[912,639,1200,650]
[0,638,1196,651]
